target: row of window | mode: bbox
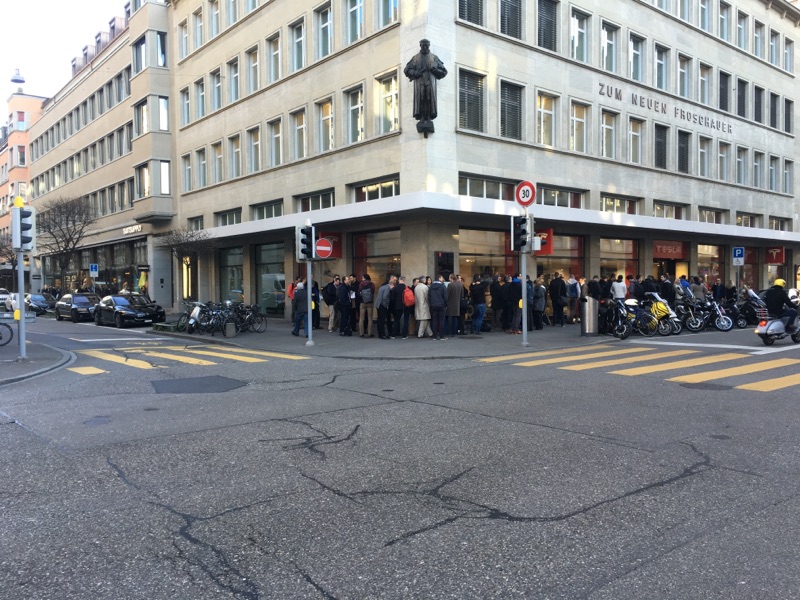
[179,0,399,70]
[187,176,399,230]
[31,124,134,199]
[84,178,136,217]
[461,0,794,75]
[179,73,398,191]
[30,67,132,162]
[459,175,792,231]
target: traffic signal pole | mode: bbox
[521,211,529,348]
[16,247,26,360]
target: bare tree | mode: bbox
[157,228,214,301]
[0,232,17,291]
[35,196,98,289]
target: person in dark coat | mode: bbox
[291,282,309,337]
[548,272,567,327]
[428,275,448,340]
[337,275,353,336]
[389,277,407,338]
[490,275,503,332]
[500,275,513,332]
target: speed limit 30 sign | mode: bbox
[515,181,536,207]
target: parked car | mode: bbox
[26,293,57,315]
[55,293,100,322]
[0,288,10,310]
[94,293,166,328]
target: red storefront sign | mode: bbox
[653,240,687,260]
[534,228,554,256]
[744,247,758,264]
[766,247,785,264]
[317,231,343,259]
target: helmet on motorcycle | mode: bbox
[774,279,786,288]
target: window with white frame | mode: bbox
[753,151,764,188]
[785,39,793,72]
[679,0,691,21]
[699,208,723,224]
[196,148,207,187]
[656,0,669,11]
[602,22,617,72]
[182,154,192,191]
[252,200,283,220]
[292,110,307,159]
[754,85,764,123]
[195,79,206,119]
[380,0,398,27]
[630,34,644,82]
[736,146,748,184]
[318,99,334,151]
[538,187,583,208]
[459,0,483,25]
[718,142,730,181]
[501,0,521,39]
[246,47,259,94]
[769,155,779,191]
[216,209,242,226]
[719,2,730,42]
[268,34,281,82]
[629,118,642,164]
[135,163,151,197]
[459,70,485,132]
[269,118,282,166]
[736,78,747,118]
[347,0,364,44]
[678,55,690,98]
[786,99,794,133]
[189,216,204,230]
[769,30,780,65]
[784,160,794,194]
[570,9,588,63]
[212,142,223,183]
[698,136,710,177]
[292,20,305,71]
[133,36,146,73]
[601,195,639,214]
[770,92,779,129]
[246,0,258,13]
[655,45,669,91]
[193,9,204,49]
[354,177,400,202]
[654,201,686,220]
[737,11,748,50]
[769,217,790,231]
[500,81,523,140]
[753,21,765,58]
[537,92,555,146]
[246,127,261,173]
[180,88,190,125]
[299,191,334,211]
[179,21,189,58]
[317,4,332,59]
[347,87,364,143]
[158,97,169,130]
[736,212,758,228]
[699,0,709,31]
[160,161,171,195]
[378,73,399,134]
[570,103,587,153]
[135,99,151,135]
[601,111,616,159]
[209,0,220,37]
[228,58,240,102]
[228,135,241,178]
[227,0,238,26]
[211,69,222,110]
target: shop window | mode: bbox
[458,175,515,200]
[599,238,638,280]
[353,231,402,287]
[219,247,243,302]
[353,177,400,202]
[255,242,285,315]
[458,229,517,277]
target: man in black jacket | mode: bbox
[765,279,798,332]
[548,273,567,327]
[337,275,353,336]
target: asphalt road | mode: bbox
[2,321,800,599]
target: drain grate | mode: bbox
[152,376,247,394]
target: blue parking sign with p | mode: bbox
[733,247,744,258]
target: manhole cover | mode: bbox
[678,382,732,391]
[152,376,247,394]
[84,416,111,427]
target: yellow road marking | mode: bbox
[738,372,800,392]
[514,347,644,368]
[669,358,800,383]
[477,345,612,363]
[611,353,748,376]
[119,345,310,360]
[181,349,266,363]
[68,366,107,375]
[130,350,218,366]
[79,350,160,370]
[561,349,698,371]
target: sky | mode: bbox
[0,0,128,104]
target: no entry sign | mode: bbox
[515,181,536,207]
[315,238,333,259]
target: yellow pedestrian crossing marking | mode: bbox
[562,349,698,371]
[610,353,748,376]
[180,349,267,363]
[128,350,218,366]
[514,347,643,368]
[737,372,800,392]
[477,345,612,363]
[669,358,800,383]
[68,366,107,375]
[80,350,160,370]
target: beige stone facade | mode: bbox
[23,0,800,311]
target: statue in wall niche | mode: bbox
[404,39,448,137]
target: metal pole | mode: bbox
[305,237,314,347]
[17,249,26,360]
[521,209,530,348]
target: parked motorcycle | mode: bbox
[645,291,681,335]
[737,287,769,327]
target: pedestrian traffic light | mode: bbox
[511,215,529,252]
[296,224,316,261]
[11,198,35,252]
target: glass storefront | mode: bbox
[697,244,722,284]
[255,242,285,314]
[457,229,514,277]
[219,247,243,301]
[537,235,585,280]
[599,238,638,279]
[353,230,401,284]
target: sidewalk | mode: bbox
[0,317,611,385]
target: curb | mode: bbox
[0,344,76,387]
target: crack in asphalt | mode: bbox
[260,419,360,459]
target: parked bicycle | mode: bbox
[0,322,13,346]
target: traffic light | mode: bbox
[296,224,316,261]
[511,215,529,252]
[11,200,35,252]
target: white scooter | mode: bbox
[754,288,800,346]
